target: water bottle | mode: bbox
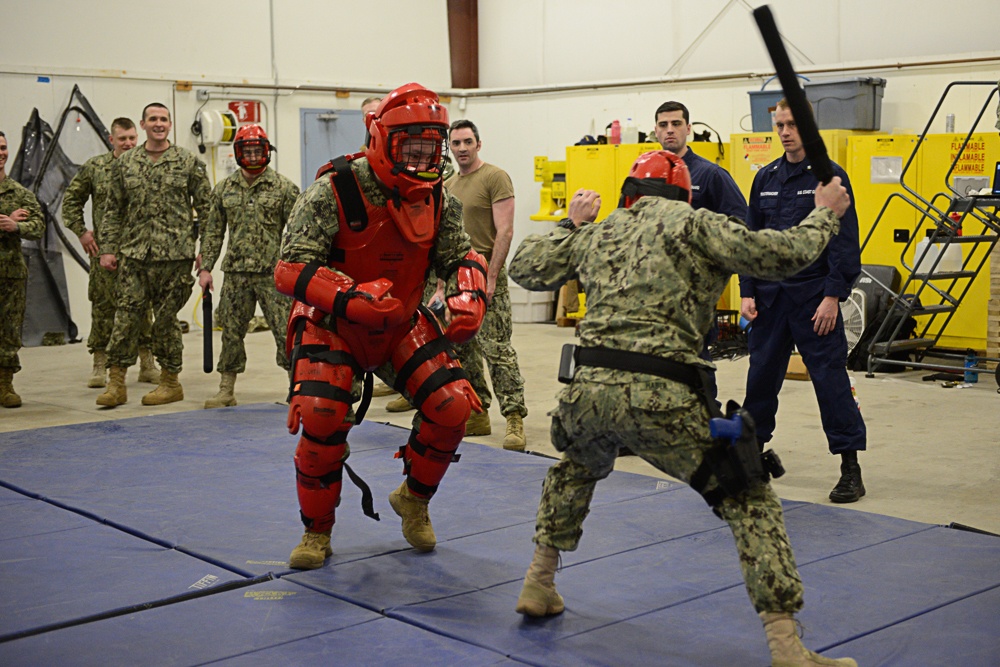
[622,118,639,144]
[964,352,978,383]
[609,120,621,145]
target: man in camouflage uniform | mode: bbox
[0,130,45,408]
[388,120,527,450]
[97,102,212,408]
[198,124,299,408]
[63,117,159,389]
[509,150,857,667]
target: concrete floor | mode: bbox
[3,322,998,535]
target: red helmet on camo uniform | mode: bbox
[619,150,692,208]
[233,124,274,173]
[364,83,449,206]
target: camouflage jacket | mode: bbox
[509,197,839,368]
[62,151,115,243]
[280,157,471,286]
[101,144,212,261]
[0,177,45,279]
[201,167,300,273]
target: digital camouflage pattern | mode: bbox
[63,151,151,353]
[101,144,211,373]
[281,157,474,411]
[203,166,300,374]
[216,272,291,372]
[0,178,43,372]
[510,196,840,612]
[105,257,193,373]
[101,145,212,260]
[200,167,300,273]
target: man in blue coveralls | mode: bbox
[655,101,747,401]
[739,98,867,503]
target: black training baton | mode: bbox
[202,287,213,373]
[752,5,834,184]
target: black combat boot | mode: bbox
[829,451,865,503]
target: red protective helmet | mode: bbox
[234,124,273,172]
[365,82,449,204]
[619,150,692,208]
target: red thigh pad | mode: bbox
[391,310,481,428]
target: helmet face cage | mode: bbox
[387,125,449,181]
[234,138,270,171]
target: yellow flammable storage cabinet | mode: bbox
[562,141,733,318]
[729,130,870,197]
[917,133,997,348]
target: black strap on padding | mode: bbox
[343,462,380,520]
[294,261,323,303]
[305,349,364,376]
[290,381,353,405]
[392,335,454,394]
[354,372,374,426]
[406,476,439,498]
[405,431,461,463]
[413,367,469,411]
[330,155,368,232]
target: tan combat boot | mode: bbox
[388,480,436,551]
[88,350,108,388]
[464,410,491,436]
[516,544,564,617]
[371,381,397,397]
[137,347,159,384]
[386,394,416,412]
[0,368,22,408]
[503,413,526,451]
[760,612,857,667]
[204,371,238,409]
[96,366,128,407]
[288,530,333,570]
[141,369,184,406]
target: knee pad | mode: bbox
[286,318,359,440]
[391,310,481,428]
[294,429,350,532]
[398,419,464,498]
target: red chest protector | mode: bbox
[321,155,442,368]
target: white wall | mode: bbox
[1,0,997,341]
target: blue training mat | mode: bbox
[1,404,998,665]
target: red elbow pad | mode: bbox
[275,260,407,329]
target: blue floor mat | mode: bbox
[1,404,996,665]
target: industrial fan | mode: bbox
[841,288,867,353]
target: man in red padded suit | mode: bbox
[274,83,488,569]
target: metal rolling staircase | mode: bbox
[859,81,1000,382]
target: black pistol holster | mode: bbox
[563,345,784,513]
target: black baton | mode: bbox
[752,5,834,184]
[202,287,213,373]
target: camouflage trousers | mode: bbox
[106,257,194,374]
[0,278,26,372]
[454,266,526,417]
[87,256,152,354]
[534,368,805,614]
[215,271,292,373]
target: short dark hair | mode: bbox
[361,96,382,109]
[654,101,690,124]
[111,117,135,133]
[0,130,5,139]
[449,119,480,143]
[142,103,170,121]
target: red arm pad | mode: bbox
[444,250,488,344]
[275,259,408,330]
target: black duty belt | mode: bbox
[575,346,722,418]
